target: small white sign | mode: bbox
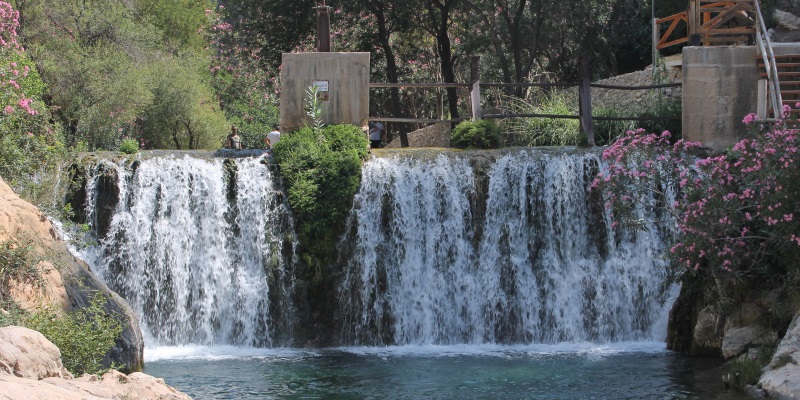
[312,80,329,92]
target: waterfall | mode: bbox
[340,149,674,346]
[81,154,296,347]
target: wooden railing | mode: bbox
[370,77,681,146]
[654,0,756,50]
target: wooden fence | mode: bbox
[369,57,681,146]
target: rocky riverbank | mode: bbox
[0,326,190,400]
[0,177,143,372]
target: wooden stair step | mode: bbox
[758,54,800,59]
[773,63,800,68]
[760,72,800,77]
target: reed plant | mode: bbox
[499,89,581,146]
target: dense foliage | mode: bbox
[271,124,369,240]
[595,109,800,302]
[12,0,228,151]
[450,119,500,149]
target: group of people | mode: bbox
[225,126,281,150]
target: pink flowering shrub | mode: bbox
[0,1,64,192]
[596,114,800,293]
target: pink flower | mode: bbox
[3,105,13,114]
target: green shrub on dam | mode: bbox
[271,124,368,240]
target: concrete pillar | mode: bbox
[279,53,370,132]
[682,46,759,152]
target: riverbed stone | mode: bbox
[721,326,778,359]
[760,311,800,399]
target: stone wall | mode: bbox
[682,46,760,152]
[592,66,682,111]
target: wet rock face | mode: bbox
[668,285,784,359]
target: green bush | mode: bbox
[118,138,139,154]
[0,237,42,301]
[500,91,581,146]
[25,294,123,376]
[272,124,368,240]
[0,299,25,327]
[450,120,501,149]
[725,355,764,390]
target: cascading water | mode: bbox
[340,149,675,346]
[81,154,296,347]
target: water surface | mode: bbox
[143,343,747,400]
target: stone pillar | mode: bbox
[682,46,759,152]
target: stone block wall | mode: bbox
[682,46,759,152]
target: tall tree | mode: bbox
[462,0,551,96]
[342,0,415,146]
[422,0,461,121]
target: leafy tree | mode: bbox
[421,0,461,120]
[340,0,415,146]
[141,58,228,150]
[15,0,226,150]
[207,5,279,148]
[461,0,550,96]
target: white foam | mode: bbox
[335,341,667,358]
[145,345,317,362]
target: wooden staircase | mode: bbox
[758,54,800,119]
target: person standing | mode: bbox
[230,126,242,150]
[226,126,237,149]
[265,127,281,148]
[368,121,384,149]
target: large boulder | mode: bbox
[772,9,800,42]
[0,178,143,372]
[760,311,800,399]
[0,326,190,400]
[721,326,778,359]
[384,123,451,148]
[0,326,69,380]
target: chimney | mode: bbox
[314,2,332,52]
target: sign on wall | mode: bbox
[312,80,329,101]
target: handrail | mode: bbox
[753,0,782,118]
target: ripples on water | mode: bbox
[143,344,749,400]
